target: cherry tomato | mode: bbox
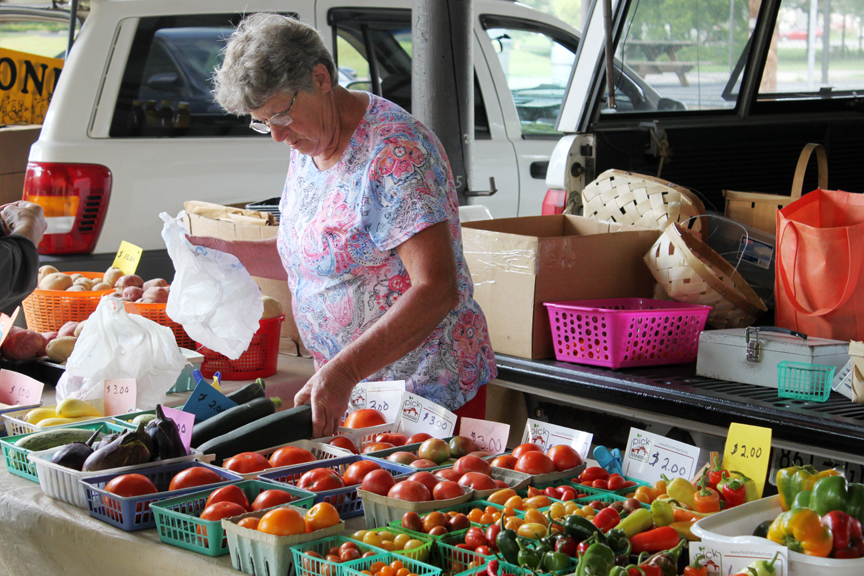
[343,408,387,429]
[607,474,626,491]
[591,479,608,490]
[579,467,610,482]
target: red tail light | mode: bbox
[541,188,566,215]
[23,162,111,254]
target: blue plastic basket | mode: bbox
[258,455,413,519]
[80,461,243,531]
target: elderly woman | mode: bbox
[190,13,496,437]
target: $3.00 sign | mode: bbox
[723,423,772,498]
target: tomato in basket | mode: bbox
[343,408,387,429]
[197,501,248,544]
[168,466,224,491]
[250,489,297,511]
[329,436,360,454]
[258,507,306,536]
[105,473,159,498]
[205,485,250,511]
[269,446,317,468]
[223,452,271,474]
[342,460,382,486]
[298,468,346,492]
[304,501,341,532]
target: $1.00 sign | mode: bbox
[622,427,701,484]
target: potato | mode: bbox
[143,278,168,290]
[46,336,77,363]
[73,321,86,338]
[73,277,94,290]
[38,265,58,285]
[69,274,83,282]
[123,286,145,301]
[91,282,112,291]
[261,295,284,319]
[66,285,87,292]
[140,286,169,304]
[1,329,45,360]
[58,321,79,338]
[103,267,124,287]
[116,274,144,289]
[39,272,73,291]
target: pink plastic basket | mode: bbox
[544,298,711,369]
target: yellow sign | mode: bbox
[0,48,63,125]
[722,423,773,498]
[112,241,143,275]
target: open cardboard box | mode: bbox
[0,125,41,204]
[182,200,309,357]
[462,215,661,359]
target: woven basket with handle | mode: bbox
[581,169,707,237]
[644,222,767,329]
[723,142,827,235]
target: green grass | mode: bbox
[0,31,67,58]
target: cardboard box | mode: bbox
[462,215,661,359]
[0,125,41,204]
[182,200,309,357]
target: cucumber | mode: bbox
[190,397,281,449]
[196,404,313,466]
[14,427,106,451]
[225,378,266,405]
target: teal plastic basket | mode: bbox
[362,526,434,563]
[436,530,495,575]
[151,479,316,556]
[291,535,388,576]
[341,552,442,576]
[777,361,836,402]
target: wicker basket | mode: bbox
[22,271,114,332]
[582,169,707,237]
[644,222,767,329]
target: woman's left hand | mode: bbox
[294,364,357,437]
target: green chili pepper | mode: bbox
[496,514,521,565]
[605,528,630,556]
[541,550,571,573]
[574,542,616,576]
[517,539,541,569]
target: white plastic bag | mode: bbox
[56,296,188,407]
[160,210,263,359]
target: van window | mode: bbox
[109,14,292,138]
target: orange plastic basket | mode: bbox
[132,301,196,350]
[198,315,284,380]
[22,271,114,333]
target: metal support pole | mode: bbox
[412,0,473,204]
[66,0,79,57]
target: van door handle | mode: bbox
[530,161,549,179]
[465,177,498,197]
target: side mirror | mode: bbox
[657,97,686,111]
[146,72,181,92]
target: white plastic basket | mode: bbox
[27,444,209,509]
[336,422,397,447]
[692,494,864,575]
[2,400,108,436]
[0,402,41,435]
[207,439,355,481]
[358,482,474,529]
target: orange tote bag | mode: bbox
[775,189,864,340]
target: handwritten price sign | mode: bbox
[460,417,509,455]
[181,379,237,423]
[622,427,701,484]
[0,368,44,406]
[112,240,143,276]
[103,378,137,416]
[723,423,772,498]
[521,419,593,461]
[161,405,196,454]
[345,380,405,424]
[396,392,457,439]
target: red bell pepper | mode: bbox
[821,510,864,559]
[629,526,683,554]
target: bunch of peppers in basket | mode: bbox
[572,539,686,576]
[763,464,864,558]
[686,456,759,512]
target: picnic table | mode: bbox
[623,39,699,86]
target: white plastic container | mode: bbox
[28,444,208,508]
[692,494,864,575]
[2,399,108,436]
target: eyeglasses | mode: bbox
[249,91,298,134]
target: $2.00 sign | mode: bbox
[622,427,701,484]
[723,423,772,498]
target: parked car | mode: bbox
[20,0,673,279]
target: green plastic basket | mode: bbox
[777,361,836,402]
[291,535,388,576]
[151,480,316,556]
[436,530,495,575]
[360,526,435,563]
[453,565,488,576]
[0,421,125,483]
[565,475,650,497]
[342,552,442,576]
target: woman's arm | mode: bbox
[294,220,460,436]
[185,236,287,281]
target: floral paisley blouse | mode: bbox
[276,93,497,411]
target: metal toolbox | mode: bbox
[696,327,849,388]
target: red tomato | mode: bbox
[409,459,439,469]
[250,489,296,512]
[579,467,610,482]
[206,484,250,511]
[406,433,433,444]
[297,468,346,492]
[457,472,498,491]
[432,480,464,500]
[546,445,583,472]
[329,436,360,454]
[361,442,395,454]
[607,474,626,491]
[490,455,517,470]
[268,446,317,468]
[452,455,492,477]
[343,408,387,429]
[493,479,509,489]
[514,452,556,475]
[360,468,396,496]
[223,452,272,474]
[342,460,382,486]
[387,480,431,502]
[376,433,407,447]
[105,473,158,498]
[557,487,577,501]
[200,501,247,521]
[407,471,439,493]
[512,443,544,459]
[592,479,609,490]
[435,468,462,482]
[168,466,224,491]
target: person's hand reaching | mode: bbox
[294,363,357,437]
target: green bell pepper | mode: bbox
[517,538,541,569]
[791,490,812,509]
[810,475,864,525]
[745,552,780,576]
[574,542,616,576]
[776,465,840,511]
[541,551,571,573]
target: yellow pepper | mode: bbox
[665,475,698,510]
[523,508,548,527]
[517,522,547,539]
[767,508,833,557]
[487,488,517,505]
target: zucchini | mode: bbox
[225,378,266,405]
[197,404,313,465]
[14,427,106,451]
[190,397,282,448]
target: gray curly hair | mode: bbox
[213,13,337,114]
